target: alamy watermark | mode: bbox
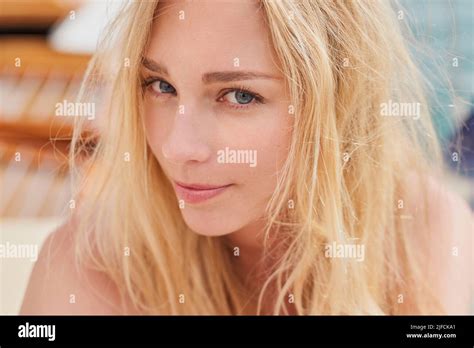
[380,99,421,120]
[18,322,55,341]
[217,147,257,167]
[324,240,365,262]
[0,242,38,262]
[55,99,95,120]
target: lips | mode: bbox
[173,181,233,204]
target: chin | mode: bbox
[180,207,242,237]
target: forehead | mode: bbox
[146,0,280,76]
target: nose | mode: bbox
[161,106,212,165]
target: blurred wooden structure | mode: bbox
[0,0,80,29]
[0,0,93,217]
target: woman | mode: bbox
[21,0,472,315]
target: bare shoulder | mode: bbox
[20,220,135,315]
[403,173,473,313]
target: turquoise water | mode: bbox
[400,0,473,143]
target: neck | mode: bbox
[223,219,291,314]
[224,218,272,282]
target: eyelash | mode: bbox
[142,77,264,110]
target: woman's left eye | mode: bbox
[224,90,254,104]
[219,89,263,109]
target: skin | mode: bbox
[20,177,473,314]
[143,0,292,244]
[142,0,293,290]
[20,0,473,315]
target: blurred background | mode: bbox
[0,0,473,314]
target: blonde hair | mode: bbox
[70,0,445,314]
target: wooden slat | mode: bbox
[0,38,92,141]
[0,37,95,217]
[0,0,82,28]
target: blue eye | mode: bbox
[150,80,176,94]
[143,77,264,110]
[224,91,255,105]
[231,90,254,104]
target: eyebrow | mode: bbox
[142,57,281,83]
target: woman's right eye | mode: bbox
[147,79,176,96]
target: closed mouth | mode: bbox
[173,181,233,204]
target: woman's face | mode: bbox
[143,0,293,237]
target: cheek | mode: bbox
[258,117,292,174]
[144,102,170,164]
[231,111,293,199]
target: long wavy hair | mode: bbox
[69,0,445,314]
